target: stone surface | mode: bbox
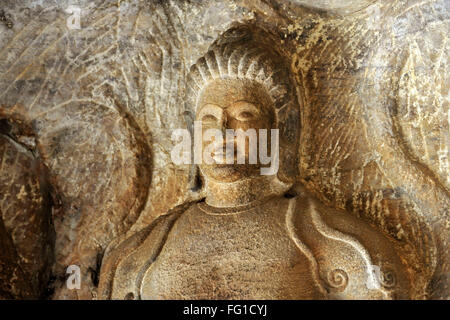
[0,121,53,299]
[0,0,448,299]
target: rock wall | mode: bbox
[0,0,448,299]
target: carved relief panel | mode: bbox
[0,0,448,300]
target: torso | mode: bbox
[103,195,411,300]
[140,197,323,299]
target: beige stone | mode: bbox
[0,0,448,299]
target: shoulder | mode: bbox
[97,201,194,299]
[288,193,412,299]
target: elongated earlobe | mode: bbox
[189,165,203,193]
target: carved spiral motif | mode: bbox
[379,269,396,289]
[326,269,349,292]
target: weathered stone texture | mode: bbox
[0,0,448,299]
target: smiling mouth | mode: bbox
[210,141,236,164]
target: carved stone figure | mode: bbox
[98,27,412,299]
[0,0,448,300]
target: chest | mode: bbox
[138,207,323,299]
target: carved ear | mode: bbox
[278,104,301,184]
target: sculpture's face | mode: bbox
[196,78,276,183]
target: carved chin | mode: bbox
[199,164,261,183]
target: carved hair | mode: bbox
[186,25,293,112]
[185,24,301,184]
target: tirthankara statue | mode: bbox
[98,26,411,300]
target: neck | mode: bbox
[204,175,290,208]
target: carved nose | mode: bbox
[219,110,228,131]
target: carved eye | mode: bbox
[202,114,218,122]
[229,101,260,121]
[236,111,255,121]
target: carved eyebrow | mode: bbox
[197,103,224,120]
[228,101,260,115]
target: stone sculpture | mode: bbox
[98,26,412,299]
[0,0,447,300]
